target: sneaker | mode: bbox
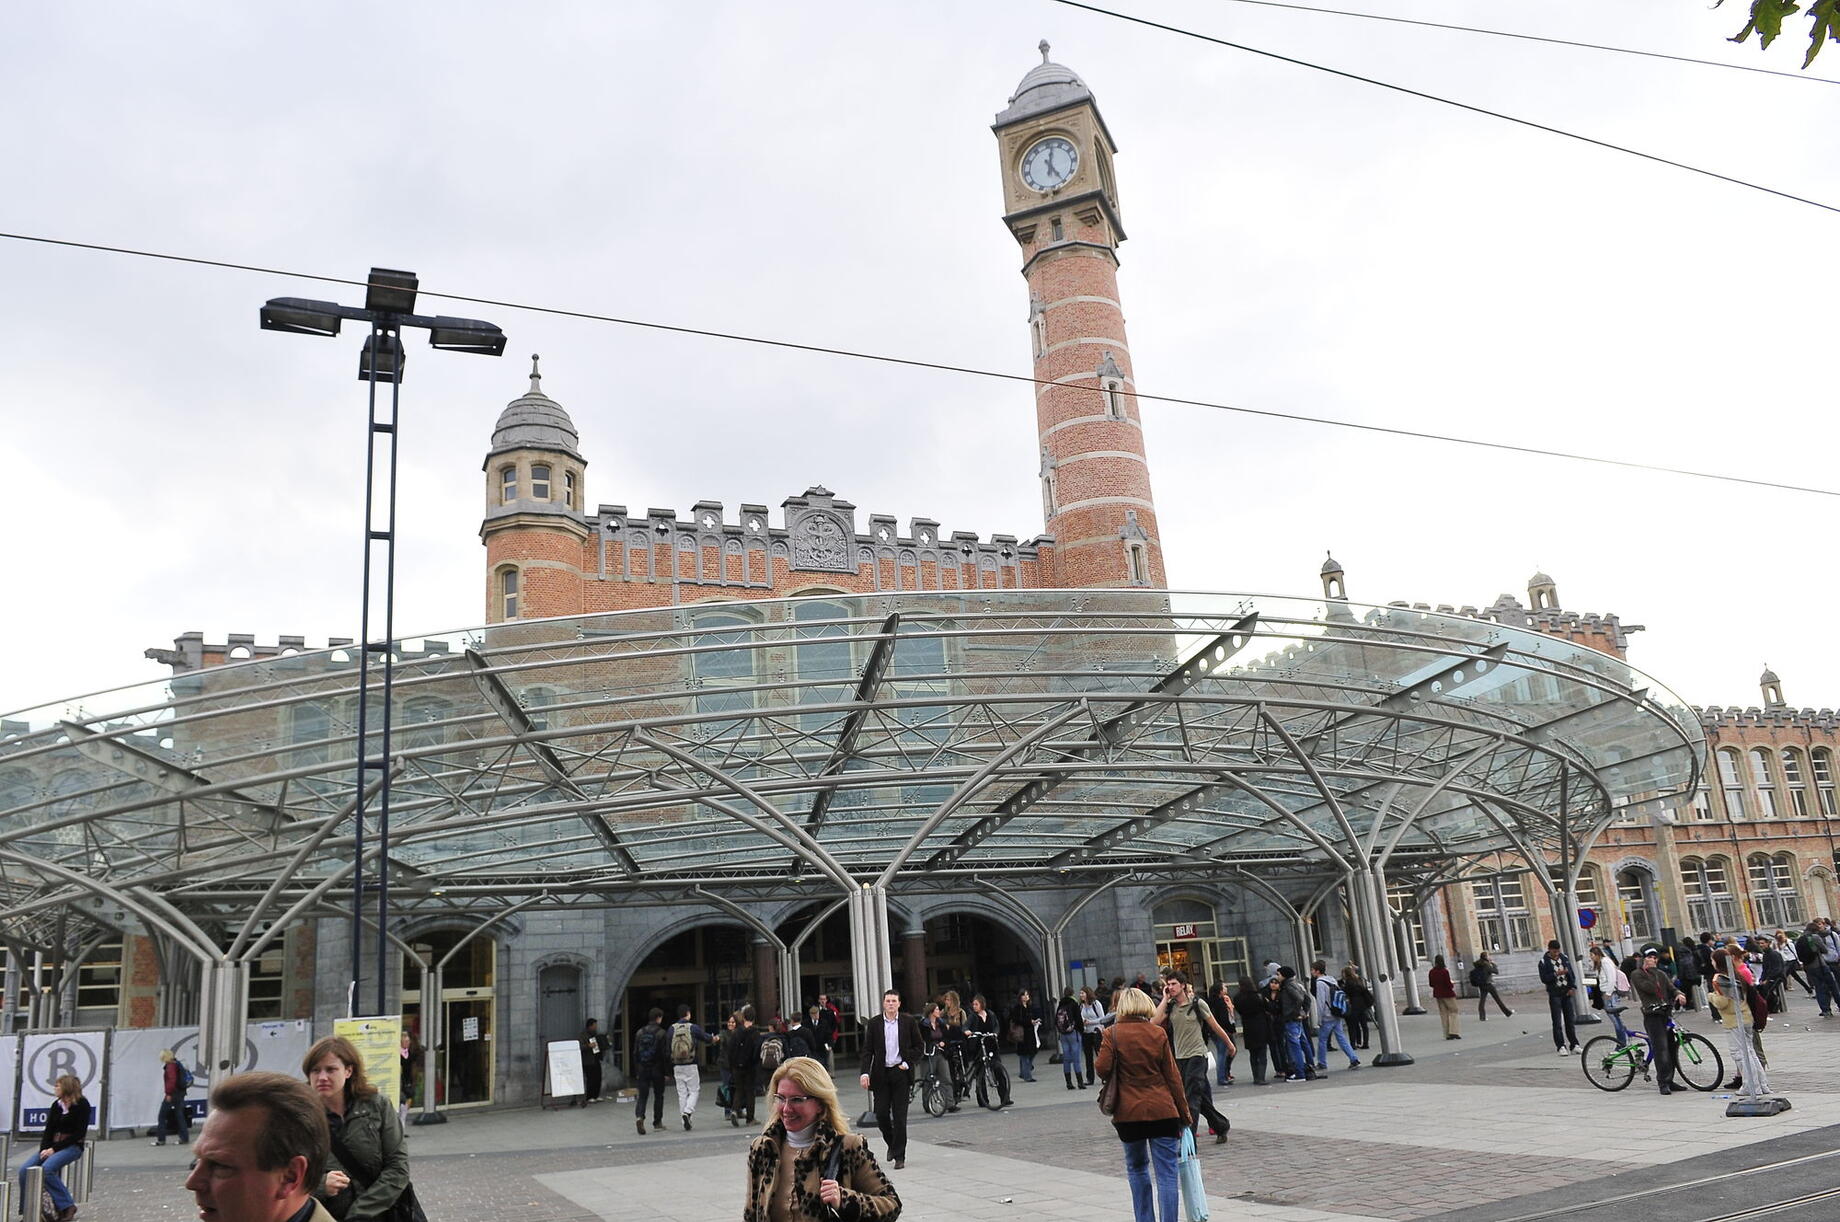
[151,1139,166,1147]
[1284,1074,1305,1082]
[1348,1060,1360,1070]
[682,1114,692,1131]
[1557,1048,1570,1056]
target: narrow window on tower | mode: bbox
[1029,296,1048,358]
[501,567,520,619]
[1050,216,1064,241]
[564,470,577,509]
[1103,378,1124,419]
[500,465,518,504]
[1040,448,1058,520]
[1126,541,1149,586]
[531,464,552,501]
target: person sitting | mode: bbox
[17,1074,90,1222]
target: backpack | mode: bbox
[178,1063,195,1091]
[1055,1006,1075,1035]
[1326,983,1348,1018]
[636,1024,661,1065]
[1468,964,1487,988]
[758,1034,786,1073]
[670,1021,696,1065]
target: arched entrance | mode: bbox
[775,903,857,1024]
[1153,898,1247,987]
[401,929,498,1108]
[921,911,1039,1006]
[620,922,754,1066]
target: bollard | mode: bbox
[78,1136,97,1203]
[23,1163,45,1219]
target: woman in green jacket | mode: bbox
[305,1035,416,1221]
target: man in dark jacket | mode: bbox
[1276,966,1317,1081]
[1630,946,1686,1094]
[1674,939,1703,1011]
[858,988,923,1170]
[813,992,842,1069]
[631,1008,668,1135]
[1537,940,1581,1054]
[726,1005,761,1126]
[579,1018,606,1104]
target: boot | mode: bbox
[636,1117,645,1135]
[1065,1075,1076,1090]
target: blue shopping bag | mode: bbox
[1178,1127,1209,1221]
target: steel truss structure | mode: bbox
[0,590,1700,1071]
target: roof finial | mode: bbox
[528,353,542,394]
[1040,39,1052,64]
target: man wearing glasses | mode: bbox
[858,989,922,1170]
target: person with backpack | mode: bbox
[1153,971,1233,1141]
[1309,960,1360,1072]
[152,1048,193,1145]
[668,1003,718,1130]
[632,1008,670,1135]
[1674,937,1704,1011]
[1470,952,1512,1021]
[781,1010,817,1063]
[1054,989,1088,1090]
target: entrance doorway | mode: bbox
[1153,901,1246,988]
[621,922,754,1069]
[922,912,1038,1006]
[401,929,498,1108]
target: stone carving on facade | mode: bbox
[790,511,855,572]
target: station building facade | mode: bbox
[7,46,1832,1113]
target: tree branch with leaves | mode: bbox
[1719,0,1840,67]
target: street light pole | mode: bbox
[261,270,504,1017]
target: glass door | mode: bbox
[442,993,494,1106]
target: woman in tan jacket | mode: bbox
[743,1056,900,1222]
[1095,987,1193,1222]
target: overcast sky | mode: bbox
[2,1,1834,718]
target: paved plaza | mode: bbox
[66,992,1840,1220]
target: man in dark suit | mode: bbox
[857,987,922,1170]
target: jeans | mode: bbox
[1018,1051,1036,1081]
[1121,1134,1182,1222]
[155,1094,192,1142]
[1813,960,1838,1015]
[1547,992,1578,1050]
[1641,1007,1676,1090]
[19,1146,82,1213]
[1213,1031,1234,1084]
[1604,1005,1632,1045]
[1059,1032,1084,1081]
[1282,1019,1312,1077]
[1477,982,1512,1018]
[633,1069,667,1123]
[1318,1016,1357,1066]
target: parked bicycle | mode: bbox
[912,1039,951,1117]
[1580,1017,1723,1092]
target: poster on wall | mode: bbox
[334,1016,402,1106]
[17,1031,108,1131]
[105,1021,314,1131]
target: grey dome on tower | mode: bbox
[995,40,1094,126]
[489,354,580,459]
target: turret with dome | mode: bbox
[480,355,591,621]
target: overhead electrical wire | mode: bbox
[1211,0,1839,84]
[3,228,1835,501]
[1049,0,1840,216]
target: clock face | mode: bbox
[1020,136,1079,192]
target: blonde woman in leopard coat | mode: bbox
[744,1057,901,1222]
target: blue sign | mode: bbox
[1578,907,1598,929]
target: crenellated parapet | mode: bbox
[145,631,454,675]
[586,486,1049,594]
[1380,595,1636,658]
[1697,705,1840,731]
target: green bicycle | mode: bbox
[1581,1016,1723,1092]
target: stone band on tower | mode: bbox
[996,42,1165,589]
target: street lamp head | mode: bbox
[358,332,406,383]
[365,267,419,316]
[426,316,508,357]
[260,297,344,337]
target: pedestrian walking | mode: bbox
[1096,987,1193,1222]
[1054,989,1089,1089]
[1470,952,1513,1021]
[1340,963,1374,1049]
[1233,976,1274,1084]
[1276,966,1319,1076]
[1429,955,1460,1040]
[668,1003,718,1130]
[858,989,921,1170]
[631,1007,669,1135]
[1152,972,1232,1140]
[1008,989,1043,1082]
[1309,961,1360,1070]
[152,1048,193,1145]
[1205,981,1236,1085]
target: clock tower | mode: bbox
[995,42,1165,589]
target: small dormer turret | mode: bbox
[1529,570,1558,611]
[1321,551,1346,600]
[1761,665,1784,707]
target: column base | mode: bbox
[411,1112,448,1126]
[1402,1006,1426,1015]
[1373,1051,1415,1067]
[1725,1096,1791,1117]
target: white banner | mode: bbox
[545,1039,585,1099]
[104,1020,314,1131]
[0,1035,18,1132]
[18,1031,107,1131]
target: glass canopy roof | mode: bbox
[0,590,1702,949]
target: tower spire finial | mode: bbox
[1039,39,1051,64]
[528,353,542,393]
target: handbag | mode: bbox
[1097,1074,1119,1115]
[1176,1128,1210,1221]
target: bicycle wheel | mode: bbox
[981,1062,1006,1110]
[1580,1035,1637,1091]
[1673,1032,1724,1091]
[923,1076,947,1117]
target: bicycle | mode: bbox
[967,1031,1010,1110]
[1581,1016,1723,1092]
[911,1041,950,1117]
